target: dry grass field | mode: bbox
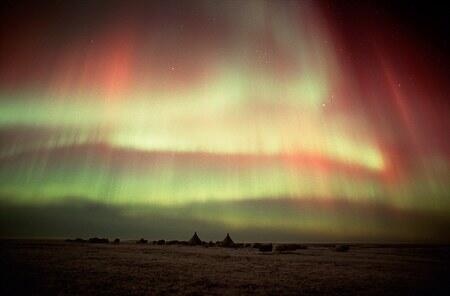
[1,240,449,295]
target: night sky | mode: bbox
[0,0,449,242]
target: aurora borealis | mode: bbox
[0,1,449,242]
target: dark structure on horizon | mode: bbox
[188,232,202,245]
[221,233,235,247]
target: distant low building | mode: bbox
[137,238,148,244]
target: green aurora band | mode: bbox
[0,1,448,241]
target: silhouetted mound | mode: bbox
[88,237,109,244]
[208,241,215,247]
[275,244,307,252]
[258,243,273,252]
[251,243,263,249]
[335,244,350,252]
[113,238,120,244]
[156,239,165,245]
[188,232,202,245]
[66,238,87,243]
[137,238,148,244]
[244,243,252,248]
[166,240,179,245]
[221,233,235,248]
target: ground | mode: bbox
[1,240,449,295]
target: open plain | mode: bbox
[1,240,449,295]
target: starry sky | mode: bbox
[0,0,449,242]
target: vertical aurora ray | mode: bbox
[0,0,448,241]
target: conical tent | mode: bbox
[221,233,234,247]
[188,232,202,245]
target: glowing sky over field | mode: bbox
[0,1,449,242]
